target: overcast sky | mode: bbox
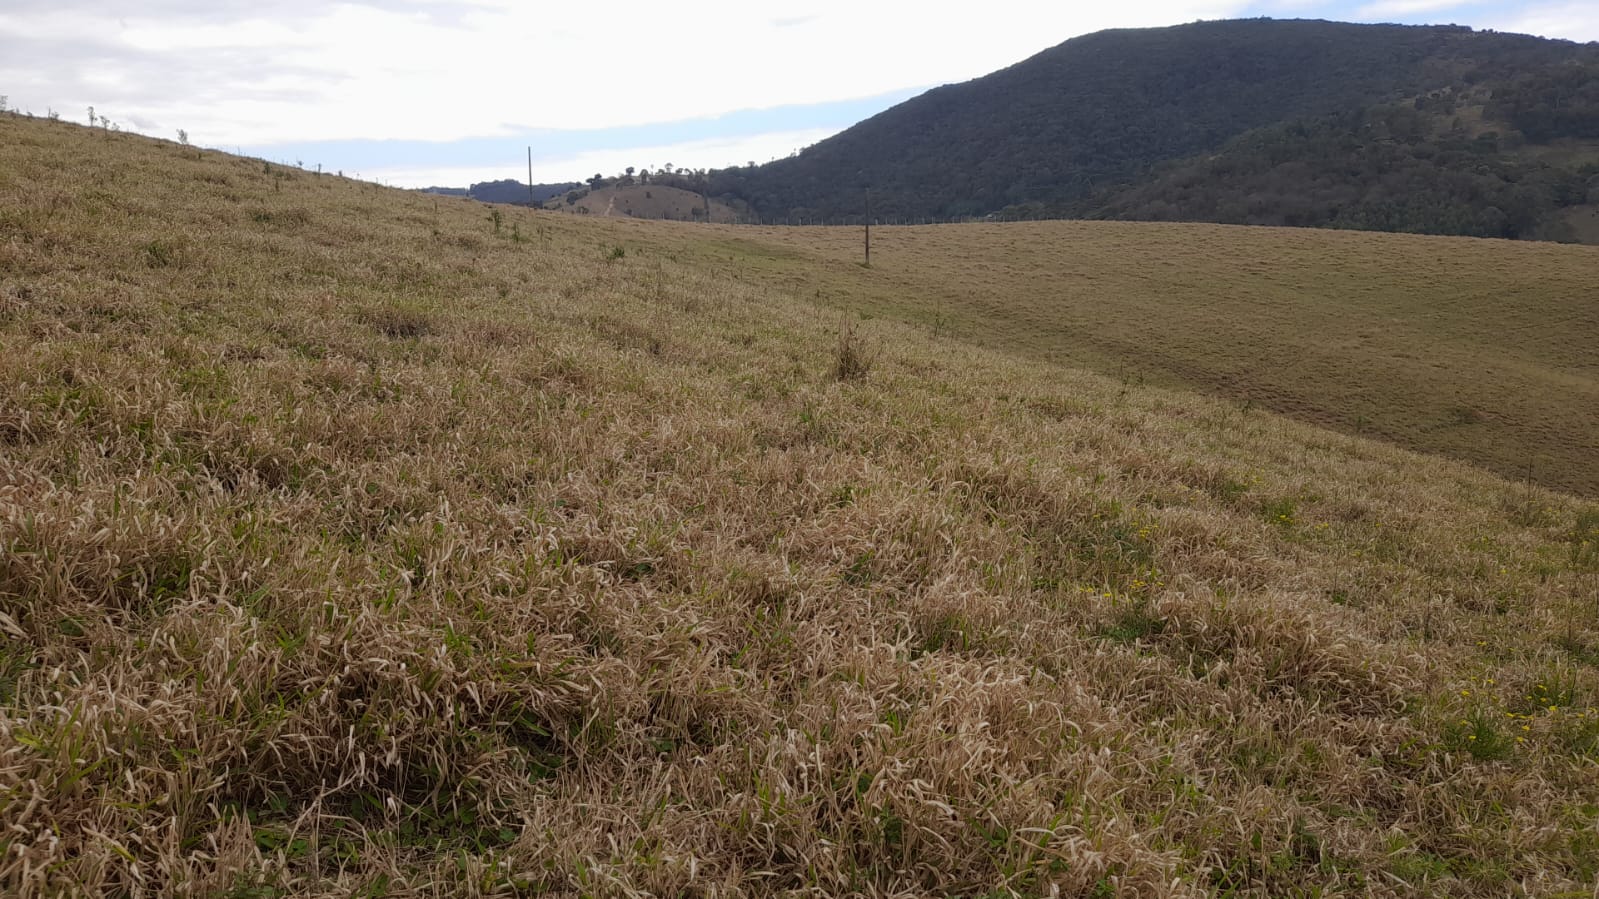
[3,0,1596,188]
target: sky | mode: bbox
[2,1,1596,188]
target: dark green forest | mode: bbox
[1079,98,1599,240]
[423,179,578,206]
[701,19,1599,242]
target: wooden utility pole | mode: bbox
[864,188,872,266]
[527,147,535,206]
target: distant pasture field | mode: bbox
[610,219,1599,494]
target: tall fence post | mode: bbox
[864,188,872,266]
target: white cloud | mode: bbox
[1354,0,1476,18]
[1495,2,1599,42]
[364,127,842,189]
[0,0,1247,146]
[6,0,1595,154]
[1346,0,1599,39]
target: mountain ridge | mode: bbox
[703,18,1599,241]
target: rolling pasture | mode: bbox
[3,115,1599,897]
[632,220,1599,495]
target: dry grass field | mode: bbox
[607,220,1599,496]
[3,114,1599,897]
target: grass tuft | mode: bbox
[359,304,434,339]
[832,320,875,381]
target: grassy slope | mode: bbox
[547,184,739,223]
[3,116,1599,897]
[614,220,1599,496]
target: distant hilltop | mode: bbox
[421,178,578,206]
[700,18,1599,243]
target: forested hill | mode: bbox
[422,179,579,206]
[706,19,1599,241]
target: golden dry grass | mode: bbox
[600,219,1599,496]
[3,114,1599,897]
